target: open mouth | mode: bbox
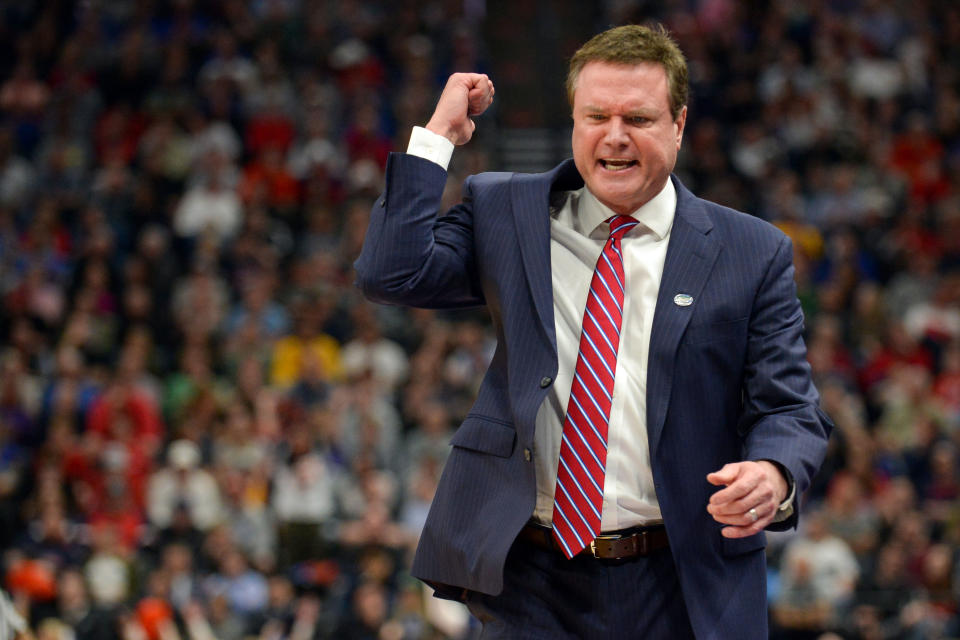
[599,159,637,171]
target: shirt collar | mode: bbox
[575,178,676,241]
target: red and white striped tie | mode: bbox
[552,214,639,558]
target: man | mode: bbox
[355,24,831,639]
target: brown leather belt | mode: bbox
[518,522,669,560]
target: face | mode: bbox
[571,61,686,214]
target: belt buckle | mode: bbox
[589,533,622,559]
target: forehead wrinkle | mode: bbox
[575,89,667,116]
[574,61,672,114]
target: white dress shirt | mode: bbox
[408,126,672,531]
[533,183,674,530]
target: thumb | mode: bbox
[706,462,741,486]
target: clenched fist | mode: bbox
[426,73,495,146]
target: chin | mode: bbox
[595,190,637,213]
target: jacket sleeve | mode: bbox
[353,153,485,309]
[739,234,833,530]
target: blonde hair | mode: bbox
[566,24,688,120]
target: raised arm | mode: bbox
[353,74,496,310]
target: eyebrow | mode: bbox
[580,105,660,117]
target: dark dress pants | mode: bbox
[465,534,696,639]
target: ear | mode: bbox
[674,105,688,150]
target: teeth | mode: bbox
[602,160,634,171]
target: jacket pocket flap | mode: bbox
[721,531,767,556]
[450,416,517,458]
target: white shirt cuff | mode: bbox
[407,126,454,170]
[771,465,796,523]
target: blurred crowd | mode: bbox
[0,0,959,639]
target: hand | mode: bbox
[426,73,495,145]
[706,460,787,538]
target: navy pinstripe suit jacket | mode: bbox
[354,153,831,639]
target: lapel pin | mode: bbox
[673,293,693,307]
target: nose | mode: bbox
[602,117,630,147]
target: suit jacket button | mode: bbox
[524,448,532,461]
[539,376,552,388]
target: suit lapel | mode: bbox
[509,167,720,456]
[646,177,721,456]
[510,160,583,351]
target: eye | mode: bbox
[587,114,607,121]
[628,116,650,125]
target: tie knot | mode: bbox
[608,215,639,241]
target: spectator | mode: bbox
[272,422,338,567]
[270,295,343,387]
[83,525,134,609]
[146,439,223,532]
[341,303,409,393]
[202,549,269,619]
[223,268,290,341]
[173,158,243,242]
[55,568,119,640]
[334,581,391,640]
[0,127,36,210]
[778,510,860,624]
[158,542,201,612]
[3,2,960,637]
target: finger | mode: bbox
[708,500,771,525]
[467,95,487,115]
[709,473,761,506]
[467,82,488,98]
[460,73,489,93]
[450,72,486,87]
[706,462,740,486]
[719,511,774,538]
[467,86,494,115]
[714,501,776,536]
[707,485,774,516]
